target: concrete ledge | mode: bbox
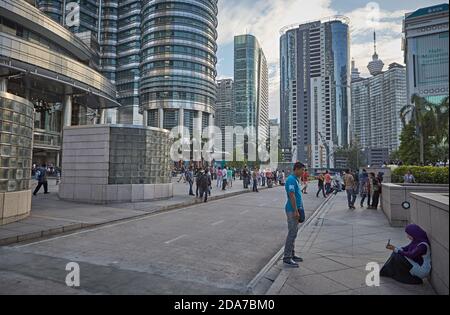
[382,183,449,227]
[0,191,32,226]
[59,183,174,204]
[410,193,449,295]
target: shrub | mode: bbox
[392,166,449,184]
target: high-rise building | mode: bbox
[234,34,269,148]
[280,17,351,169]
[351,41,407,154]
[215,79,234,158]
[403,3,449,105]
[37,0,219,130]
[1,0,119,214]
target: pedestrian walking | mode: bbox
[227,167,233,188]
[360,169,371,208]
[33,164,49,195]
[301,170,309,194]
[222,167,228,190]
[404,170,415,184]
[186,167,195,196]
[197,170,210,203]
[316,173,326,198]
[252,169,259,192]
[343,169,356,209]
[242,166,249,189]
[216,167,223,189]
[283,162,306,268]
[324,170,332,195]
[369,172,381,209]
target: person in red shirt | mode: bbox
[324,170,332,195]
[301,170,309,194]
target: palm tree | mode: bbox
[399,94,434,164]
[435,96,449,145]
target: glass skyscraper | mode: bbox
[233,34,269,147]
[280,18,350,169]
[403,3,449,105]
[37,0,219,129]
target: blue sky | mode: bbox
[215,0,446,119]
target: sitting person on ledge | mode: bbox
[381,224,431,285]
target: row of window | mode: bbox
[141,91,214,105]
[142,60,215,77]
[143,30,216,50]
[142,16,216,38]
[142,45,216,63]
[143,2,216,24]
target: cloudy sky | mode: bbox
[215,0,444,120]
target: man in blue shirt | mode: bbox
[283,162,306,268]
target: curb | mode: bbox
[1,185,272,247]
[246,193,336,294]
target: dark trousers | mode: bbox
[372,191,380,209]
[381,252,423,285]
[325,183,332,194]
[316,185,326,198]
[222,179,227,190]
[243,176,249,188]
[199,187,209,202]
[188,181,194,195]
[360,193,371,207]
[33,181,48,195]
[252,179,258,192]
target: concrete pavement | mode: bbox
[0,184,325,294]
[259,193,437,295]
[0,178,277,246]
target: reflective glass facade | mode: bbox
[280,18,350,169]
[403,4,449,105]
[38,0,218,129]
[234,35,269,142]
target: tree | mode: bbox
[399,95,449,165]
[398,122,421,165]
[400,94,433,164]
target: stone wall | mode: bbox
[382,183,449,227]
[410,193,449,295]
[59,125,173,204]
[0,92,34,225]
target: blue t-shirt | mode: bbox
[285,175,304,212]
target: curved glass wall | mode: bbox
[140,0,218,117]
[0,93,34,193]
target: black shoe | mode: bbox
[283,259,299,268]
[293,256,303,263]
[33,193,37,196]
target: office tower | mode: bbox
[351,61,407,154]
[403,3,449,105]
[280,17,350,169]
[215,79,234,158]
[0,0,118,213]
[234,34,269,148]
[37,0,219,129]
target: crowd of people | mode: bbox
[175,165,298,202]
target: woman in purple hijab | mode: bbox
[380,224,432,285]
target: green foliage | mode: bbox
[392,166,449,184]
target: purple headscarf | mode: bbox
[405,224,430,246]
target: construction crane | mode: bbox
[318,132,331,170]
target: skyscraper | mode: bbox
[280,17,351,169]
[215,79,234,159]
[37,0,219,129]
[351,61,407,154]
[403,3,449,105]
[234,34,269,150]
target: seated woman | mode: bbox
[381,224,431,285]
